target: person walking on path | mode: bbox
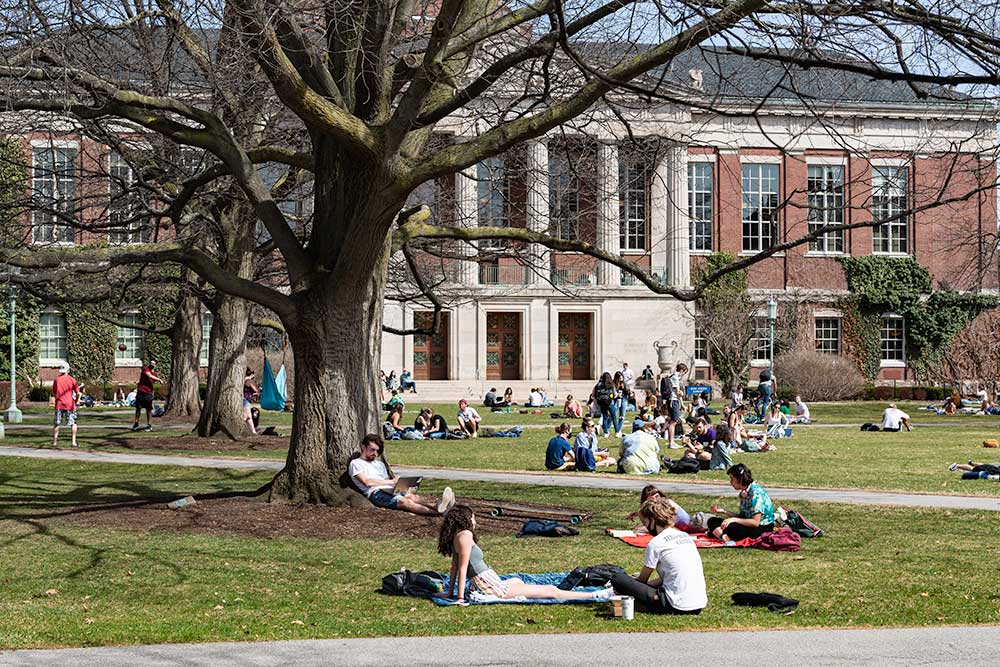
[131,358,163,432]
[52,362,80,448]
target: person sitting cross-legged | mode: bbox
[545,422,575,470]
[457,399,481,438]
[348,434,451,515]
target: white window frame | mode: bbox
[618,157,647,252]
[741,163,779,253]
[694,319,709,365]
[688,161,713,253]
[750,316,771,364]
[108,152,151,245]
[814,317,842,355]
[31,143,78,246]
[38,311,68,367]
[880,314,906,367]
[200,311,213,367]
[116,313,145,367]
[872,165,909,255]
[806,164,845,254]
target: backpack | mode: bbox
[575,446,597,472]
[557,564,625,590]
[860,423,880,432]
[516,519,579,538]
[759,369,772,383]
[782,508,824,538]
[664,457,700,475]
[381,569,445,597]
[659,375,674,400]
[753,527,801,551]
[731,591,799,614]
[594,382,613,405]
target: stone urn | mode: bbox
[652,340,678,374]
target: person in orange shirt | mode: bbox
[52,362,80,448]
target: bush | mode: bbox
[28,386,52,401]
[774,351,866,401]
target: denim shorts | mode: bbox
[370,489,403,509]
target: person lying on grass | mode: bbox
[609,497,707,615]
[437,505,614,605]
[348,434,451,515]
[948,461,1000,479]
[626,485,691,532]
[707,463,775,542]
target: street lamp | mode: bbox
[5,284,22,424]
[767,297,778,374]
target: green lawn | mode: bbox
[1,457,999,649]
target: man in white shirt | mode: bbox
[348,434,451,514]
[621,362,635,390]
[457,399,482,437]
[881,403,912,432]
[794,395,811,422]
[527,388,543,407]
[609,497,707,614]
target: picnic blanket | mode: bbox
[428,572,602,606]
[615,532,755,549]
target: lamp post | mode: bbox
[767,297,778,374]
[5,285,22,424]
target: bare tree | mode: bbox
[1,0,999,504]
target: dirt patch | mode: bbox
[60,495,589,541]
[101,433,290,452]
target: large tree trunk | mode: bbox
[164,286,203,417]
[195,293,253,437]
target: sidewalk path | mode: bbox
[3,626,998,666]
[1,445,998,510]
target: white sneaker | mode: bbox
[437,487,456,515]
[603,433,610,439]
[593,586,616,602]
[616,431,624,438]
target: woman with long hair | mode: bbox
[708,463,775,541]
[438,505,614,604]
[612,371,628,438]
[592,371,618,438]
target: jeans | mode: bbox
[599,403,615,435]
[610,572,702,615]
[757,385,772,415]
[613,396,626,434]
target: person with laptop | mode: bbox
[348,433,454,515]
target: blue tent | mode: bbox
[260,357,286,411]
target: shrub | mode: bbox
[28,386,52,402]
[774,351,866,401]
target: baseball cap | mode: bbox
[58,362,69,374]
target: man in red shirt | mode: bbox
[52,362,80,448]
[131,358,164,432]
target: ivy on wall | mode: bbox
[838,256,998,381]
[63,304,117,387]
[137,297,175,382]
[0,292,41,383]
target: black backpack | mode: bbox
[594,382,613,405]
[381,569,445,597]
[664,457,700,474]
[557,564,626,590]
[732,591,799,614]
[759,369,772,383]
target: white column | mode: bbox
[596,141,620,286]
[524,139,549,285]
[666,142,691,288]
[454,166,479,285]
[649,151,670,282]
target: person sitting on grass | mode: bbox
[793,395,811,423]
[457,399,481,438]
[426,409,448,439]
[707,463,775,542]
[881,403,912,432]
[948,461,1000,479]
[632,407,655,433]
[527,387,544,408]
[348,434,450,515]
[545,422,575,471]
[627,485,691,533]
[437,505,614,605]
[384,402,405,438]
[573,418,615,471]
[386,390,405,409]
[503,387,515,407]
[484,387,499,409]
[619,421,661,475]
[609,497,707,615]
[563,394,583,418]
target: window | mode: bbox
[549,153,579,241]
[39,313,67,362]
[751,317,771,362]
[741,163,779,252]
[619,159,647,251]
[872,166,909,254]
[200,312,213,365]
[815,318,841,355]
[807,165,844,253]
[880,316,905,362]
[108,152,150,244]
[694,320,708,362]
[688,162,713,251]
[32,146,77,244]
[477,157,509,228]
[116,313,144,362]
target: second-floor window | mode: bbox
[688,162,713,251]
[872,166,909,254]
[741,163,779,253]
[109,152,150,244]
[618,159,647,251]
[807,165,845,253]
[549,153,579,241]
[32,146,76,245]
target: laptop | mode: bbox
[394,476,423,494]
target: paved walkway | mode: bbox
[1,445,998,510]
[3,626,998,666]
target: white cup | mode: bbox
[621,595,635,620]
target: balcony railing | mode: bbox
[620,266,669,286]
[550,267,597,287]
[479,263,530,285]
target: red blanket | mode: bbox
[616,533,755,549]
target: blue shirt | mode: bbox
[545,436,573,470]
[739,481,775,526]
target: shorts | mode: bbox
[54,409,77,426]
[469,568,509,598]
[136,392,154,409]
[369,489,403,509]
[668,400,682,422]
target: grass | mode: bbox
[1,456,1000,649]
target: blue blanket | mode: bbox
[428,571,602,605]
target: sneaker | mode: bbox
[948,463,959,471]
[667,441,682,449]
[71,442,79,448]
[437,487,456,515]
[593,586,616,602]
[131,423,140,431]
[143,425,153,432]
[616,431,624,438]
[603,433,610,439]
